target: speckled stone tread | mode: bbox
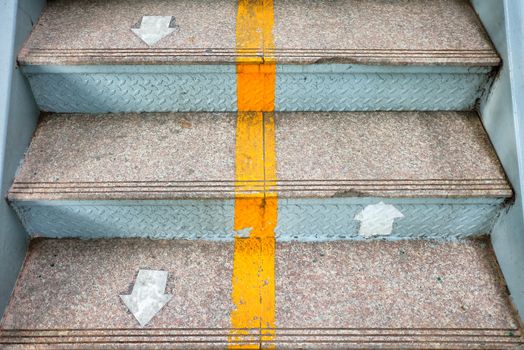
[8,111,511,201]
[0,239,522,349]
[19,0,498,66]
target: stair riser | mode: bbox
[11,198,505,241]
[23,65,493,113]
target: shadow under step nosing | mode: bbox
[8,111,512,240]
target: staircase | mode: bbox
[1,0,523,348]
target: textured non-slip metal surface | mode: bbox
[275,198,505,241]
[19,0,498,66]
[1,239,522,349]
[23,65,493,112]
[10,198,505,240]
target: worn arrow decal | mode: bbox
[131,16,177,46]
[120,269,172,327]
[355,202,404,238]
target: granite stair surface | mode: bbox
[0,238,523,349]
[1,0,523,349]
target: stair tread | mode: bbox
[0,238,522,349]
[19,0,499,66]
[9,111,511,201]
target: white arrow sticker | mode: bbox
[131,16,177,46]
[354,202,404,238]
[120,269,172,327]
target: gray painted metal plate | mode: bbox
[22,64,494,113]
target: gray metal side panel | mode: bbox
[471,0,524,323]
[0,0,45,316]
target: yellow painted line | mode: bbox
[230,0,277,348]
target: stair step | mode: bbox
[1,238,522,349]
[9,111,511,240]
[20,0,497,66]
[19,0,499,112]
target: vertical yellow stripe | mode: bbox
[230,0,277,348]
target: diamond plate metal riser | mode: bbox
[11,198,505,241]
[22,65,493,112]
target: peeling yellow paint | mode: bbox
[230,197,276,348]
[230,0,277,348]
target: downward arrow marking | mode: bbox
[131,16,176,46]
[120,269,172,327]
